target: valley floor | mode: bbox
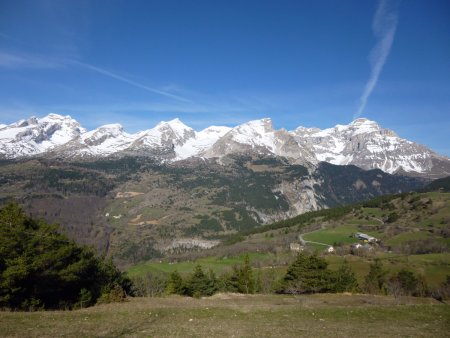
[1,294,449,337]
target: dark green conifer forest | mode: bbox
[0,203,131,310]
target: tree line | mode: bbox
[131,253,355,297]
[132,252,449,300]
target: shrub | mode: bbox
[386,212,399,223]
[165,270,185,295]
[397,269,419,295]
[98,284,127,304]
[333,260,358,293]
[387,269,422,297]
[236,254,255,294]
[185,265,217,297]
[219,255,259,294]
[363,259,387,294]
[132,271,167,297]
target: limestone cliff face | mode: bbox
[275,176,322,216]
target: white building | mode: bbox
[355,232,377,243]
[289,243,303,252]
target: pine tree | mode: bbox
[165,270,184,295]
[396,269,418,296]
[238,254,254,294]
[205,269,219,296]
[281,252,333,294]
[333,260,358,292]
[363,259,387,294]
[186,265,213,297]
[220,266,240,292]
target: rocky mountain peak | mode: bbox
[290,117,449,176]
[347,118,382,135]
[136,118,195,149]
[14,116,39,127]
[0,114,448,178]
[0,113,85,158]
[155,118,193,134]
[236,117,273,131]
[350,117,374,125]
[92,123,124,134]
[81,124,128,144]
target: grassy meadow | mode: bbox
[129,251,450,288]
[1,294,449,337]
[127,252,276,277]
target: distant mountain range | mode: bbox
[1,113,449,178]
[2,113,448,264]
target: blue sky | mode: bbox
[0,0,449,155]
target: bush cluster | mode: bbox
[164,255,256,297]
[133,253,446,300]
[279,252,357,294]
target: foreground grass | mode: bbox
[1,294,449,337]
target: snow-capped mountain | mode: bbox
[53,118,197,159]
[176,125,232,160]
[129,118,195,155]
[0,114,85,158]
[54,123,135,158]
[204,118,315,164]
[291,118,449,176]
[0,114,448,178]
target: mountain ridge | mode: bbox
[1,114,449,178]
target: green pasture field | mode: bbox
[302,225,359,245]
[127,252,275,277]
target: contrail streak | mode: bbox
[0,33,191,103]
[354,0,400,119]
[69,60,191,103]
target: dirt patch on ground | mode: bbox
[130,214,142,223]
[129,214,170,226]
[149,215,170,224]
[245,163,285,173]
[116,191,144,198]
[208,293,252,300]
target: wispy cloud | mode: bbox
[354,0,400,119]
[67,60,191,103]
[0,32,26,45]
[0,38,190,102]
[0,51,63,69]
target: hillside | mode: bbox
[221,190,450,252]
[424,176,450,192]
[131,191,449,289]
[0,155,425,265]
